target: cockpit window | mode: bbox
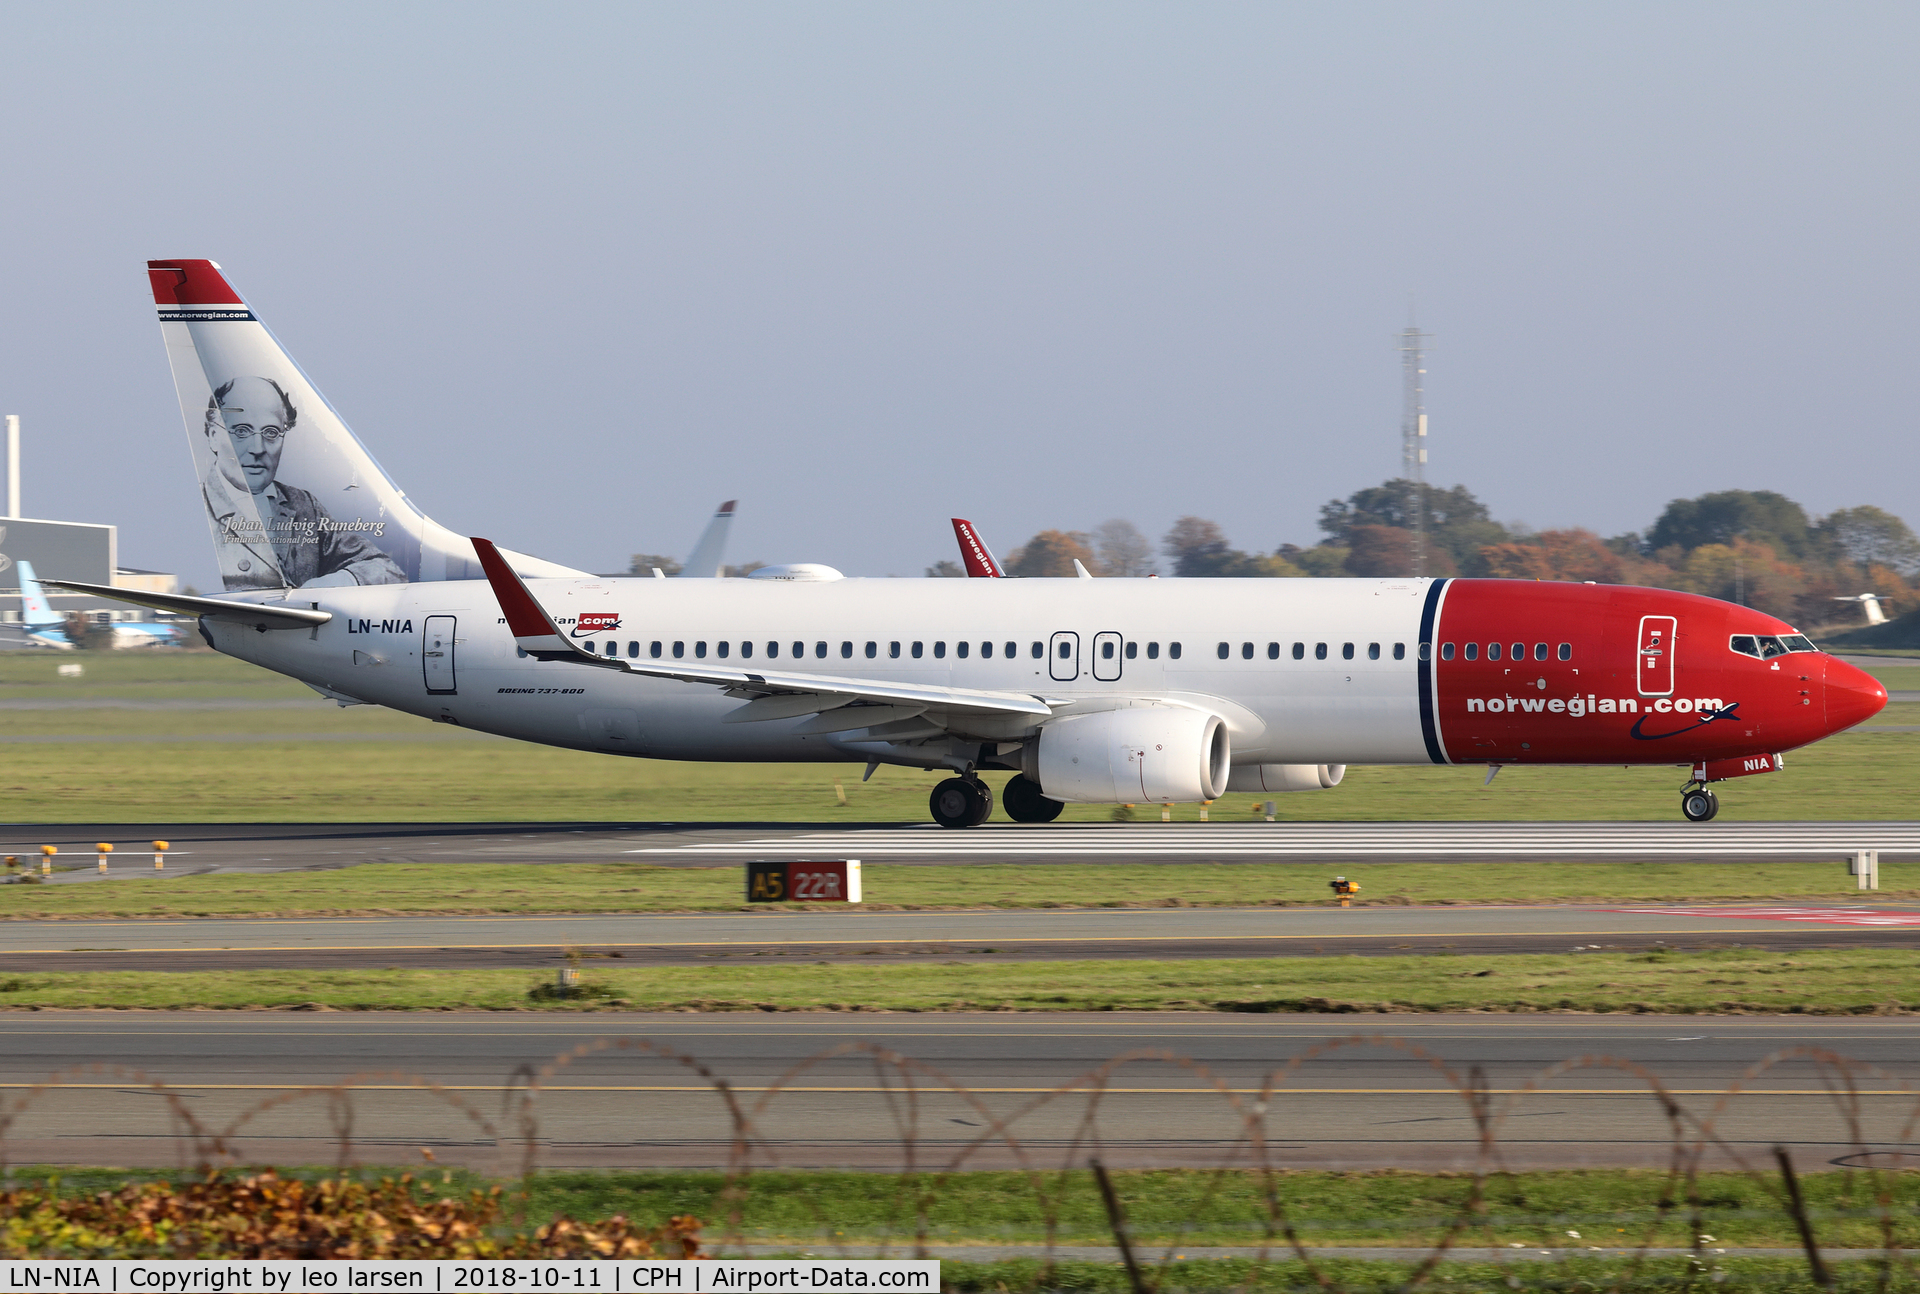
[1730,633,1818,660]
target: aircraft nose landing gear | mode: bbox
[930,776,994,828]
[1680,784,1720,822]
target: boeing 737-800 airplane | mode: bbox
[46,260,1887,827]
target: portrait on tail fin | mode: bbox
[203,377,405,589]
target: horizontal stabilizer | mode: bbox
[35,579,331,631]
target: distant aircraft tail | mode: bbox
[951,519,1005,577]
[15,561,72,647]
[146,260,587,592]
[679,500,737,578]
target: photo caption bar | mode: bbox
[0,1260,939,1293]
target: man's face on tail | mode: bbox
[217,376,293,495]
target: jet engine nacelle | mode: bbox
[1026,706,1231,803]
[1224,763,1347,794]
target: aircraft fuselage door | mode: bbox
[1636,615,1675,697]
[1049,631,1080,682]
[1092,630,1123,681]
[424,615,457,695]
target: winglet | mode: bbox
[472,536,621,666]
[951,519,1005,577]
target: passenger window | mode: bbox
[1511,642,1525,661]
[1031,642,1043,658]
[912,641,924,658]
[1464,642,1478,661]
[1314,642,1327,660]
[1147,642,1160,659]
[889,641,901,658]
[1487,642,1502,661]
[1170,642,1182,659]
[1533,642,1547,661]
[1419,642,1432,661]
[792,641,804,659]
[716,641,729,659]
[1267,642,1279,660]
[627,641,639,659]
[1558,643,1571,661]
[1242,642,1254,659]
[1292,642,1304,660]
[1101,641,1114,660]
[815,641,827,659]
[741,641,753,659]
[1059,642,1071,658]
[1368,642,1380,660]
[1393,643,1406,660]
[983,641,995,658]
[1126,642,1138,659]
[651,641,663,658]
[934,641,946,659]
[605,641,619,656]
[672,641,685,659]
[767,641,778,658]
[695,641,707,659]
[1217,642,1230,660]
[865,641,877,658]
[1342,642,1355,660]
[1729,635,1760,659]
[841,641,853,658]
[1441,642,1455,661]
[957,641,970,658]
[1006,641,1017,658]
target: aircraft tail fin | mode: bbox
[679,500,737,578]
[16,561,64,631]
[146,259,587,592]
[951,518,1005,577]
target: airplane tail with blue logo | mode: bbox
[146,260,588,594]
[15,561,74,649]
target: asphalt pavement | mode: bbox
[0,1011,1913,1172]
[4,820,1918,873]
[2,903,1919,969]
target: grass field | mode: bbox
[0,946,1912,1013]
[19,1164,1915,1251]
[0,860,1910,918]
[3,651,1918,823]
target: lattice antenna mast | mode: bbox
[1398,329,1432,577]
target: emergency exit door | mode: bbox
[1636,615,1675,697]
[424,615,458,695]
[1092,631,1123,681]
[1049,631,1080,682]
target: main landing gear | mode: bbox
[1680,784,1720,822]
[930,776,994,828]
[1001,773,1065,823]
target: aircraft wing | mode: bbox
[33,579,332,631]
[472,536,1055,721]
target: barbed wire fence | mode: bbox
[1,1034,1918,1286]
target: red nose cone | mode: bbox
[1825,659,1887,733]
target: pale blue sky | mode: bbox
[2,2,1915,582]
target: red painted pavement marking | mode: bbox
[1607,907,1920,927]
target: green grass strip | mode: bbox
[2,860,1912,919]
[0,946,1915,1013]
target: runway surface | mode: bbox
[0,1011,1914,1172]
[4,904,1918,970]
[5,820,1917,873]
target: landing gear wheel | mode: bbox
[1680,787,1719,823]
[1002,773,1065,823]
[930,777,994,828]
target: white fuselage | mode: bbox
[207,575,1439,766]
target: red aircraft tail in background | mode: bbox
[951,518,1005,577]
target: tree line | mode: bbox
[965,481,1920,630]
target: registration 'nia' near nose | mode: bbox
[1824,658,1888,734]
